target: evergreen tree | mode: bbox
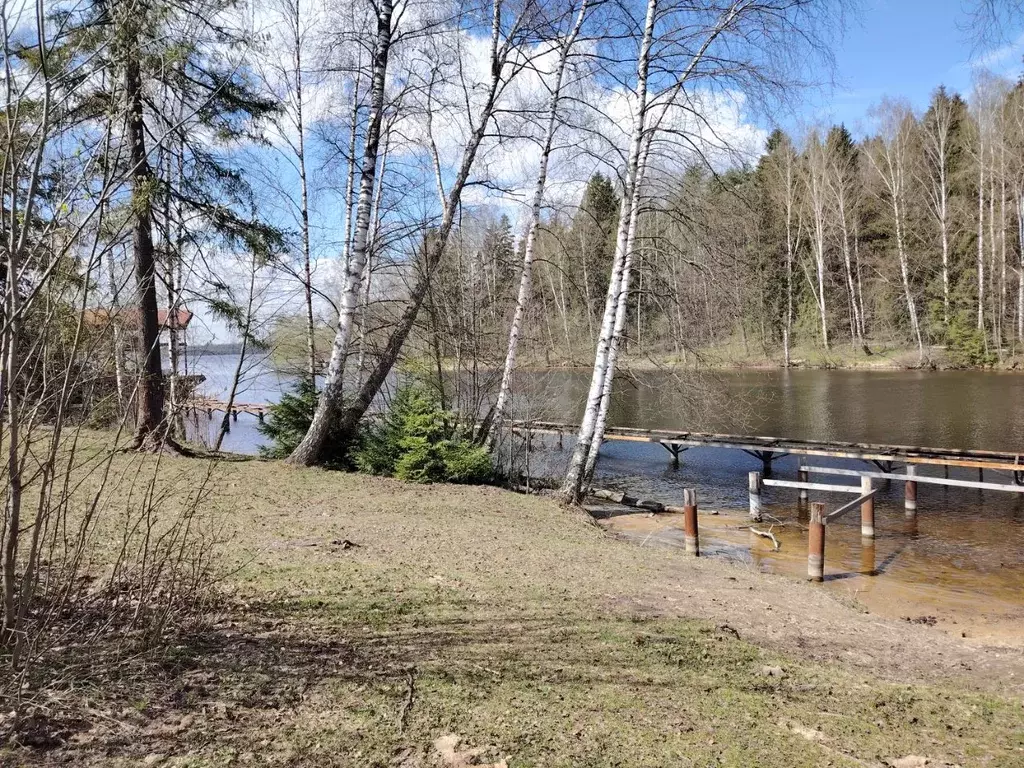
[68,0,284,449]
[569,173,619,330]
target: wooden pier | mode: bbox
[188,398,270,422]
[513,420,1024,481]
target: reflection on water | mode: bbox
[512,368,1024,451]
[185,355,1024,637]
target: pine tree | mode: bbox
[72,0,283,449]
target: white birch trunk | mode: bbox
[1018,192,1024,342]
[583,154,646,483]
[292,2,317,383]
[940,163,950,327]
[562,0,747,501]
[978,160,986,331]
[803,133,830,349]
[332,0,527,442]
[783,159,796,366]
[287,0,392,466]
[488,0,589,445]
[868,121,924,362]
[339,71,362,279]
[559,0,657,504]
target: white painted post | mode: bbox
[749,471,763,523]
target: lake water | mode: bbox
[187,355,1024,639]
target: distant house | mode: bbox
[85,306,194,348]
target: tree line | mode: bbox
[417,81,1024,383]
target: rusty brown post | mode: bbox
[797,468,809,503]
[904,464,918,516]
[748,471,763,522]
[860,539,876,576]
[860,475,874,538]
[683,488,699,557]
[808,502,825,582]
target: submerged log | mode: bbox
[589,488,666,514]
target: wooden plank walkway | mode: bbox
[512,420,1024,476]
[188,398,269,420]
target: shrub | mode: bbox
[945,312,996,368]
[355,383,492,484]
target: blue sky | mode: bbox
[784,0,1024,136]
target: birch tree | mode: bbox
[287,0,394,465]
[292,0,540,462]
[486,0,591,445]
[918,87,964,327]
[559,0,657,504]
[867,100,925,362]
[826,125,863,346]
[803,129,831,349]
[765,132,802,366]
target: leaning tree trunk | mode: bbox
[893,200,924,363]
[487,0,589,446]
[287,0,393,466]
[126,45,168,449]
[329,0,518,447]
[582,164,645,485]
[560,0,657,506]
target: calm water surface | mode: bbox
[188,356,1024,637]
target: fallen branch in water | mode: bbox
[748,527,780,550]
[589,488,666,513]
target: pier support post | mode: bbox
[904,464,918,516]
[797,469,809,503]
[860,476,875,539]
[860,539,876,577]
[808,502,825,582]
[683,488,699,557]
[257,410,264,423]
[748,471,763,523]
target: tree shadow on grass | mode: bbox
[9,596,740,764]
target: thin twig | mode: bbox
[399,667,415,732]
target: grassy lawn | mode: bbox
[6,455,1024,766]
